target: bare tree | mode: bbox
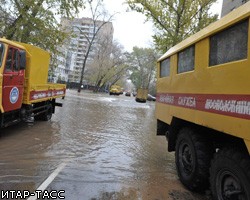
[77,0,115,93]
[87,36,128,92]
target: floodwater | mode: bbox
[0,90,209,200]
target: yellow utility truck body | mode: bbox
[0,38,65,127]
[155,2,250,199]
[109,85,122,95]
[135,88,148,103]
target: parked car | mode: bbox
[125,91,131,96]
[147,94,156,101]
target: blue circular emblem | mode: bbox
[10,87,19,104]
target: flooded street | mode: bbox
[0,90,209,200]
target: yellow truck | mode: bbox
[0,38,66,127]
[135,88,148,103]
[109,85,122,95]
[155,2,250,200]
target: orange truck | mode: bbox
[0,38,66,127]
[155,2,250,200]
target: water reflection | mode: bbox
[0,120,61,191]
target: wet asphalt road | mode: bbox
[0,90,209,200]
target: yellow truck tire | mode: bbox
[210,148,250,200]
[41,103,52,121]
[175,127,213,191]
[34,102,53,121]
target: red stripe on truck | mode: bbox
[157,93,250,120]
[30,89,65,101]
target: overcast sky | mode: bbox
[100,0,223,52]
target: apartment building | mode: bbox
[54,17,113,83]
[221,0,249,17]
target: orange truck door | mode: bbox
[2,46,25,112]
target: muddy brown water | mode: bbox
[0,90,209,200]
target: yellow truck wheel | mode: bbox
[210,148,250,200]
[41,104,52,121]
[175,127,213,191]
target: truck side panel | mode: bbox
[156,32,250,143]
[16,42,50,85]
[27,84,66,104]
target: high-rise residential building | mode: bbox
[221,0,249,17]
[53,46,69,82]
[54,17,114,83]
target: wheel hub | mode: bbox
[181,144,193,175]
[219,171,245,200]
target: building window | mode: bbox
[209,19,248,66]
[160,58,170,77]
[177,45,195,73]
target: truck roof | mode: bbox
[0,38,27,51]
[158,1,250,62]
[0,37,52,87]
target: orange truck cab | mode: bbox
[0,38,66,127]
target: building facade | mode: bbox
[221,0,249,17]
[54,17,113,83]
